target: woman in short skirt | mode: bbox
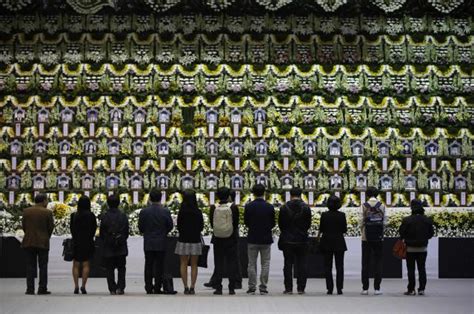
[175,190,204,294]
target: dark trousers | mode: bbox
[406,252,427,292]
[214,243,239,290]
[361,241,383,290]
[209,246,243,287]
[283,244,308,292]
[104,255,126,292]
[144,250,165,293]
[25,248,49,292]
[324,251,345,292]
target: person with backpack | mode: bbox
[210,187,240,295]
[204,190,243,290]
[399,199,434,296]
[360,186,387,295]
[244,184,276,295]
[138,188,173,294]
[100,194,129,295]
[278,187,312,294]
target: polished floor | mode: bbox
[0,277,472,313]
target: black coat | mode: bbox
[70,211,97,261]
[210,203,239,247]
[244,198,275,245]
[278,199,312,245]
[138,204,173,251]
[100,208,129,257]
[177,209,204,243]
[399,214,434,247]
[319,210,347,252]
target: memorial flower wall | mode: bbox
[0,0,472,215]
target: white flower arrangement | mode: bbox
[227,16,244,33]
[158,16,177,32]
[452,18,470,36]
[340,18,358,35]
[256,0,292,11]
[316,0,347,11]
[428,0,464,13]
[39,50,60,66]
[0,0,32,11]
[371,0,407,12]
[134,15,153,32]
[0,49,13,64]
[63,47,83,64]
[205,0,235,11]
[385,18,404,35]
[249,16,265,33]
[67,15,84,33]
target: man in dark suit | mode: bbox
[138,188,173,294]
[244,184,275,295]
[100,194,129,295]
[318,195,347,295]
[22,193,54,295]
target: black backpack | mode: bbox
[105,214,124,248]
[364,202,384,242]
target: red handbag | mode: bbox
[392,239,407,259]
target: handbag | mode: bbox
[392,239,407,259]
[62,238,74,262]
[198,244,210,268]
[198,237,209,268]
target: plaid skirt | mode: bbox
[174,241,202,256]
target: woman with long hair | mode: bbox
[174,190,204,294]
[70,195,97,294]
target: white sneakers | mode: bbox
[361,290,382,295]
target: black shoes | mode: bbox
[189,288,195,295]
[404,290,416,296]
[74,287,79,294]
[80,287,87,294]
[25,290,34,295]
[204,282,216,288]
[213,289,223,295]
[229,289,236,295]
[116,289,124,295]
[283,290,293,295]
[184,287,190,295]
[37,290,51,295]
[327,291,333,295]
[337,290,343,295]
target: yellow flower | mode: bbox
[52,203,70,220]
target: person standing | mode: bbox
[22,193,54,295]
[70,195,97,294]
[360,186,387,295]
[175,190,204,295]
[399,199,434,296]
[138,188,173,294]
[210,187,240,295]
[100,194,129,295]
[244,184,275,295]
[278,187,312,294]
[318,195,347,295]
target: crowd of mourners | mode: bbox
[21,185,434,296]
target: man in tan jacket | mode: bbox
[22,193,54,295]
